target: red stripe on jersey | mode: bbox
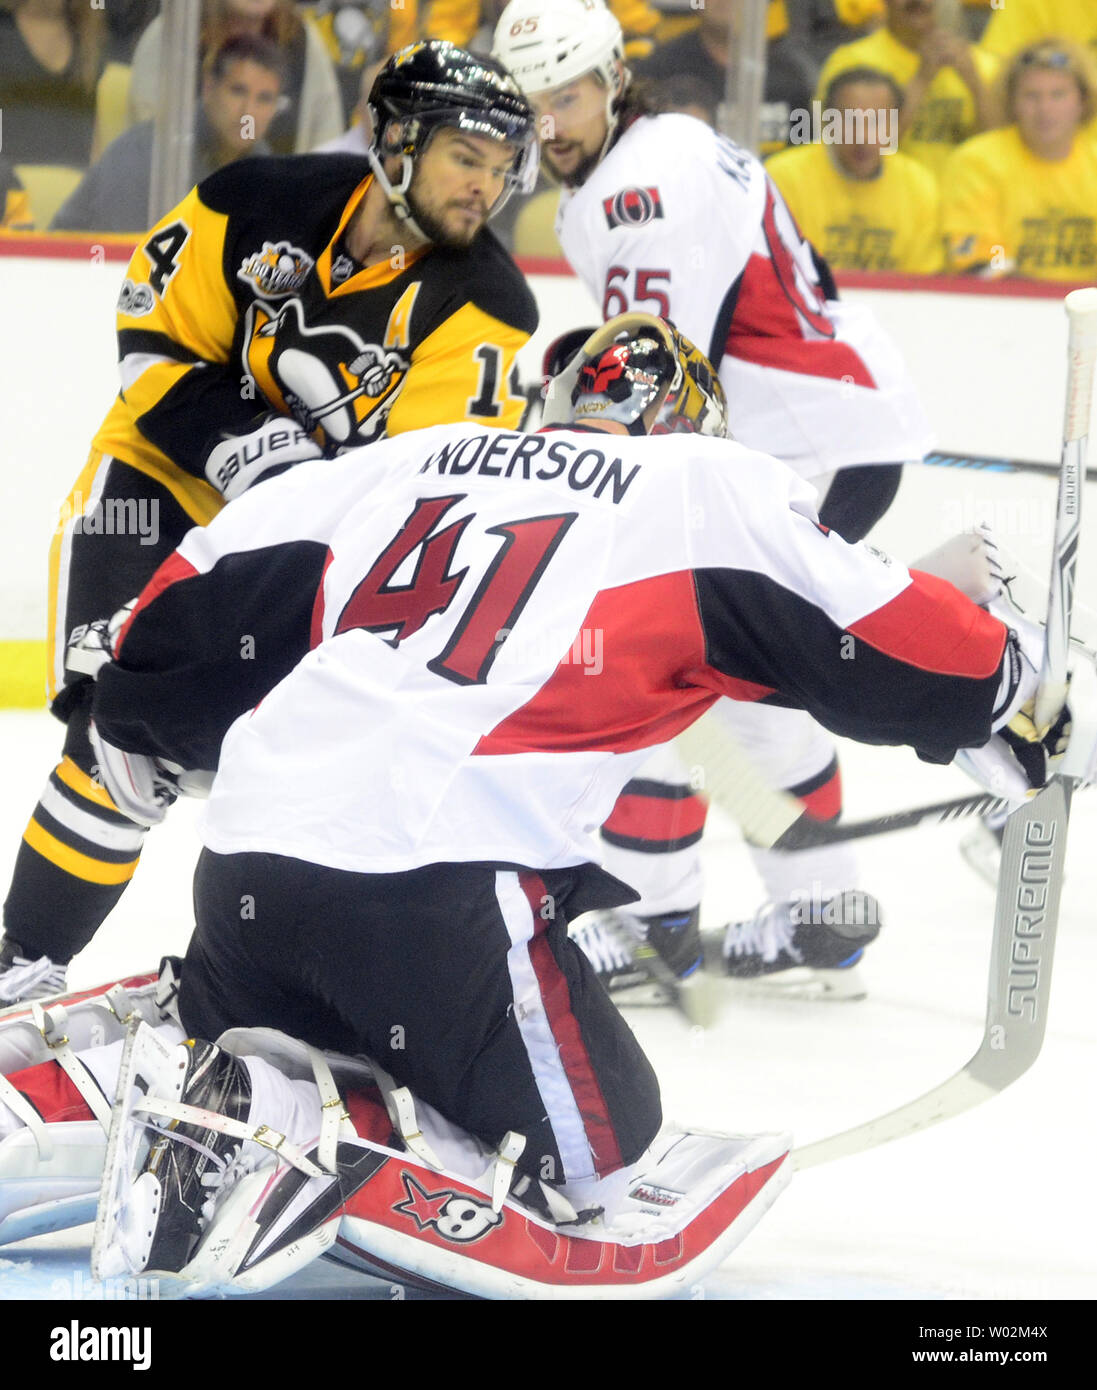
[796,767,842,822]
[114,552,198,655]
[309,548,334,650]
[7,1060,95,1123]
[723,185,876,388]
[476,571,775,756]
[850,570,1008,678]
[603,790,708,844]
[518,871,624,1175]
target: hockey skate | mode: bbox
[94,1023,372,1296]
[571,907,718,1027]
[0,936,67,1006]
[713,890,882,1001]
[0,964,182,1246]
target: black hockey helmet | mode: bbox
[369,41,539,209]
[542,314,728,438]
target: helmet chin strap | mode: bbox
[366,145,432,246]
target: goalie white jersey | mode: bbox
[95,422,1011,878]
[556,114,933,477]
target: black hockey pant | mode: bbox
[181,851,663,1188]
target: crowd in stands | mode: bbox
[0,0,1095,283]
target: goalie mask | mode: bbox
[367,41,539,237]
[542,314,728,439]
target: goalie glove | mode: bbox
[87,721,211,827]
[954,584,1097,802]
[204,415,323,502]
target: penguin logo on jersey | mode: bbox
[603,187,664,230]
[242,297,409,446]
[393,1173,504,1243]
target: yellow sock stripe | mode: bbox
[22,817,140,885]
[0,641,46,707]
[54,755,124,814]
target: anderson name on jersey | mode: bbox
[94,423,1012,876]
[556,114,932,477]
[93,154,538,520]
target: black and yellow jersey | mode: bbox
[94,155,538,522]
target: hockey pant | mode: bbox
[3,455,209,962]
[179,851,663,1190]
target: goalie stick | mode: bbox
[792,287,1097,1169]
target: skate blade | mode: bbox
[724,964,868,1003]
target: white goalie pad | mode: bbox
[0,967,184,1248]
[93,1023,792,1299]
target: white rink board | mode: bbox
[0,250,1092,638]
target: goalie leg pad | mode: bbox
[0,971,185,1247]
[329,1126,793,1300]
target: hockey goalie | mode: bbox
[1,316,1094,1298]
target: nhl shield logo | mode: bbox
[603,186,664,230]
[393,1173,503,1244]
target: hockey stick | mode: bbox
[674,714,1019,852]
[792,779,1071,1169]
[792,289,1097,1170]
[923,449,1097,483]
[1034,289,1097,728]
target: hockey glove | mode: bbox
[204,415,323,502]
[954,583,1097,802]
[65,599,137,680]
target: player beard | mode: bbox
[543,142,603,189]
[406,186,489,249]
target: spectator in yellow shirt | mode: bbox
[816,0,998,179]
[942,40,1097,281]
[980,1,1097,63]
[768,67,944,272]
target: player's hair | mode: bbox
[1003,38,1097,126]
[823,66,905,114]
[203,33,287,87]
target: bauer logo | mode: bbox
[393,1173,503,1243]
[49,1321,151,1370]
[603,187,664,230]
[237,241,314,297]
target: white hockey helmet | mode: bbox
[491,0,628,102]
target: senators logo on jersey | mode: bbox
[603,186,664,230]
